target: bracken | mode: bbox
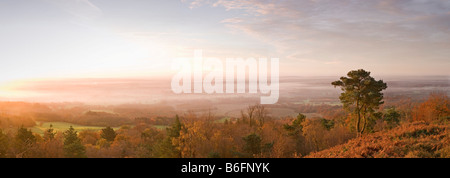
[306,121,449,158]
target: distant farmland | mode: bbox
[29,121,168,135]
[30,121,121,135]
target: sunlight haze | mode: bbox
[0,0,449,101]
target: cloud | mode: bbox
[45,0,102,22]
[182,0,450,74]
[182,0,213,9]
[220,17,243,23]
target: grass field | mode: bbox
[30,122,121,135]
[152,125,169,130]
[30,121,168,135]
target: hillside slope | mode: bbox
[307,121,450,158]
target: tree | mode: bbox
[0,130,9,158]
[320,118,335,131]
[63,126,86,158]
[383,107,401,129]
[302,119,326,152]
[16,126,36,145]
[282,113,307,155]
[43,124,55,141]
[239,105,268,127]
[137,128,164,158]
[412,92,449,122]
[241,105,257,126]
[168,115,182,138]
[332,69,387,136]
[155,115,183,158]
[79,130,99,145]
[242,133,262,157]
[284,113,306,136]
[254,105,268,127]
[14,126,36,157]
[100,126,117,142]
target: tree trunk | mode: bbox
[356,100,361,137]
[361,114,366,136]
[360,107,367,136]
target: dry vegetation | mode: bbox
[307,121,450,158]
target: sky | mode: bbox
[0,0,449,85]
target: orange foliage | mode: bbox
[307,121,450,158]
[412,93,449,122]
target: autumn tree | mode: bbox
[39,132,64,158]
[302,119,326,152]
[210,127,236,158]
[101,126,117,142]
[177,122,199,158]
[240,104,269,127]
[254,105,268,127]
[63,126,86,158]
[241,105,257,126]
[332,69,387,136]
[136,127,164,158]
[412,92,449,122]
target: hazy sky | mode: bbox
[1,0,449,84]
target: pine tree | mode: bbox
[14,126,36,157]
[332,69,387,136]
[100,126,117,142]
[155,115,183,158]
[284,113,306,136]
[243,133,262,157]
[43,124,55,141]
[16,126,36,145]
[63,126,86,158]
[168,115,182,138]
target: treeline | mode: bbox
[0,103,178,129]
[135,117,175,126]
[0,114,36,128]
[36,111,132,127]
[0,102,50,128]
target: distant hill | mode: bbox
[307,121,449,158]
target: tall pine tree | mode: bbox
[332,69,387,136]
[63,126,86,158]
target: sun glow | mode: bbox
[0,79,43,99]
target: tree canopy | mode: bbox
[63,126,86,158]
[100,126,117,142]
[332,69,387,136]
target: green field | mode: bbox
[30,121,168,135]
[152,125,169,130]
[30,122,121,135]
